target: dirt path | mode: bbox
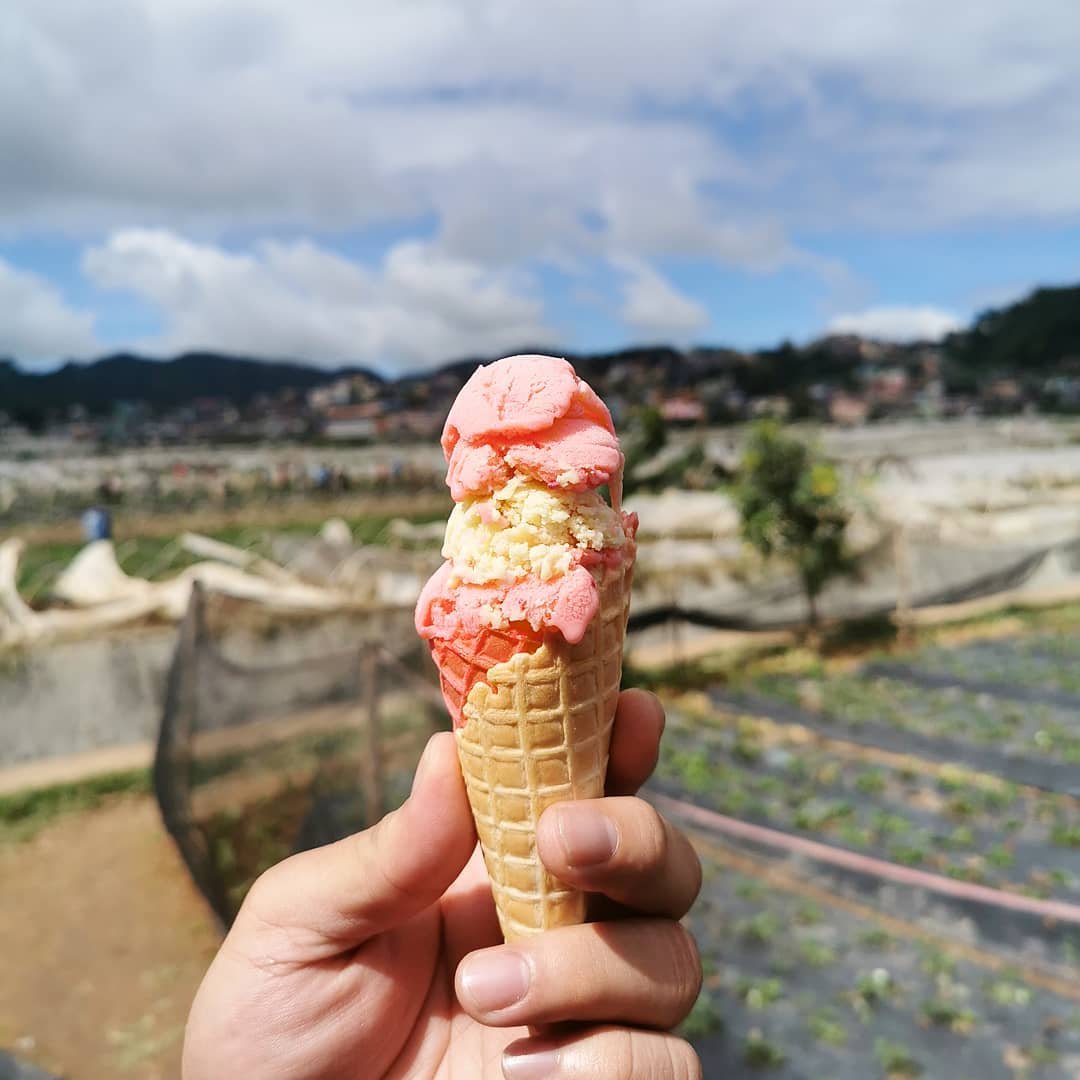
[0,796,221,1080]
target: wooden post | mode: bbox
[363,645,385,825]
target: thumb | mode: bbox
[238,731,475,950]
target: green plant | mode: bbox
[856,769,887,795]
[622,404,668,492]
[874,1038,922,1077]
[666,749,713,794]
[858,928,895,950]
[854,967,894,1006]
[984,978,1032,1008]
[919,945,956,978]
[797,939,837,968]
[807,1008,847,1047]
[736,879,768,902]
[947,825,975,849]
[739,977,785,1010]
[1050,822,1080,848]
[872,811,913,837]
[840,823,874,848]
[888,842,927,866]
[920,998,977,1034]
[679,991,724,1038]
[743,1030,785,1069]
[737,912,782,946]
[734,420,853,630]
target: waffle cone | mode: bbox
[451,562,631,941]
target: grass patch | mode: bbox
[0,768,152,842]
[15,509,447,600]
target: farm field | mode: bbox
[681,842,1080,1079]
[11,503,447,603]
[652,625,1080,1075]
[5,611,1080,1078]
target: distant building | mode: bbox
[381,409,447,440]
[321,403,382,442]
[828,392,870,426]
[659,396,706,424]
[986,377,1023,402]
[866,367,910,405]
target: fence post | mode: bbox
[363,645,385,825]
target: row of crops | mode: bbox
[663,629,1080,1077]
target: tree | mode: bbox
[735,420,853,630]
[622,404,668,492]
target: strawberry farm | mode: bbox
[655,621,1080,1078]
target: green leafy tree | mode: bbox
[735,420,852,630]
[622,404,668,492]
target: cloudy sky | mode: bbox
[4,1,1080,374]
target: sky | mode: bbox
[3,1,1080,376]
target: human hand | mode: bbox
[183,690,703,1079]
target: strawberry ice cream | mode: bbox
[415,354,637,727]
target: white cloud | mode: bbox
[81,229,551,370]
[3,0,1080,365]
[612,257,709,338]
[826,306,963,343]
[0,258,97,361]
[4,0,1080,246]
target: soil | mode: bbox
[0,795,220,1080]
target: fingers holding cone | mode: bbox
[605,689,665,796]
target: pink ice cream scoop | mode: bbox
[415,354,636,728]
[441,354,624,505]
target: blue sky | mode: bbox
[3,1,1080,375]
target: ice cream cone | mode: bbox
[453,562,631,940]
[415,354,637,941]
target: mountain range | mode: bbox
[2,284,1079,423]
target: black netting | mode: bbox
[627,536,1080,634]
[153,584,447,927]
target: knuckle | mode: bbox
[241,856,290,918]
[626,802,670,874]
[666,923,704,1018]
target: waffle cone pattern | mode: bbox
[454,561,632,941]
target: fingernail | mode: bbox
[460,950,531,1014]
[556,805,619,867]
[502,1048,561,1079]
